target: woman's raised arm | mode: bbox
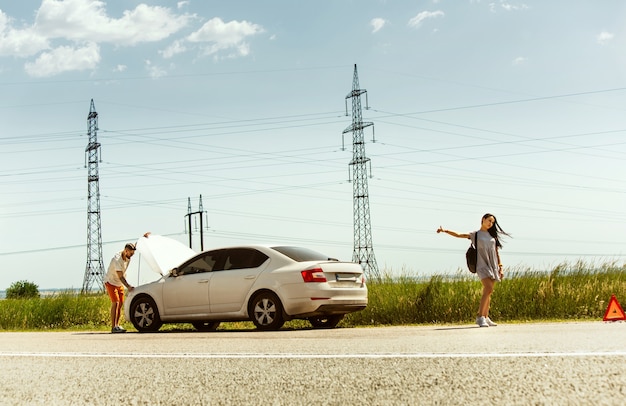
[437,226,470,239]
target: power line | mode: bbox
[0,65,352,87]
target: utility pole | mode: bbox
[82,99,105,293]
[342,64,380,280]
[185,195,208,251]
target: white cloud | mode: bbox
[597,31,614,45]
[408,10,444,28]
[489,1,529,12]
[500,2,529,12]
[113,64,127,72]
[370,18,387,33]
[160,40,187,59]
[24,42,100,77]
[512,56,526,65]
[0,0,194,76]
[145,59,166,78]
[34,0,193,46]
[186,17,264,58]
[0,10,49,57]
[0,10,8,31]
[1,1,264,76]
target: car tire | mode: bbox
[192,321,220,332]
[308,315,344,329]
[248,291,285,331]
[130,296,162,333]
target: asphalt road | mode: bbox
[1,322,625,405]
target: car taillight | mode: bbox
[301,268,327,283]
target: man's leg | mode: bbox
[110,302,118,329]
[114,301,122,327]
[105,283,123,330]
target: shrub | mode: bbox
[6,280,40,299]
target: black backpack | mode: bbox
[466,232,478,273]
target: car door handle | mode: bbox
[244,275,255,279]
[198,280,209,283]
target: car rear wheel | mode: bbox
[130,296,162,333]
[192,321,220,332]
[308,315,344,329]
[249,291,285,331]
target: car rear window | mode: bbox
[271,246,331,262]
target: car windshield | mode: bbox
[271,246,333,262]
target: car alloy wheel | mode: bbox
[130,296,162,333]
[249,291,285,331]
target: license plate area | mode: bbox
[335,274,358,282]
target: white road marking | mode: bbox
[1,351,626,359]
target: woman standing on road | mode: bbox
[437,213,510,327]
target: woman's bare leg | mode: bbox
[478,278,495,317]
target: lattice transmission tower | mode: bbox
[82,99,105,293]
[342,64,380,279]
[185,194,208,251]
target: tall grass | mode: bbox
[0,291,109,330]
[345,261,626,326]
[1,261,625,330]
[492,261,626,321]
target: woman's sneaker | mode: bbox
[485,317,497,327]
[476,316,489,327]
[111,326,127,333]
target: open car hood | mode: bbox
[135,234,197,276]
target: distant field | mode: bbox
[0,289,80,300]
[1,261,625,330]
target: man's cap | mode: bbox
[125,243,136,251]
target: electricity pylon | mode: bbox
[342,64,380,280]
[185,195,208,251]
[82,99,105,293]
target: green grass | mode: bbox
[344,260,626,326]
[0,291,109,330]
[1,261,625,331]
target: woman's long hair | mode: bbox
[483,213,510,248]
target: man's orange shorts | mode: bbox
[105,282,125,303]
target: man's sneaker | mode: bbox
[485,317,497,327]
[117,325,127,332]
[476,316,489,327]
[111,326,126,333]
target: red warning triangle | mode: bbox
[603,295,626,321]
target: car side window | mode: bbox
[220,248,269,271]
[177,251,220,275]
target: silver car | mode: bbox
[124,241,367,332]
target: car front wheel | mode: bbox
[308,315,344,329]
[130,296,162,333]
[249,291,284,331]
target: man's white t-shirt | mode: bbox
[105,252,129,287]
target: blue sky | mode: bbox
[1,0,625,290]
